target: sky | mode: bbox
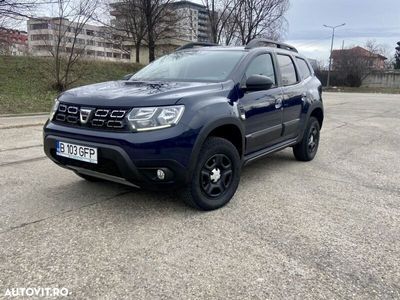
[28,0,400,63]
[285,0,400,63]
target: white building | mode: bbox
[27,17,131,62]
[110,0,212,64]
[171,1,211,43]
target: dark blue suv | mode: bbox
[44,39,324,210]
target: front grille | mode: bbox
[53,103,130,131]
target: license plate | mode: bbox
[56,141,98,164]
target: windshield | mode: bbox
[131,50,245,82]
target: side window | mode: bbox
[243,53,276,86]
[277,54,298,86]
[296,57,312,80]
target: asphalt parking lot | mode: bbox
[0,92,399,299]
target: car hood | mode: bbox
[58,80,223,107]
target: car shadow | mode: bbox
[46,149,297,215]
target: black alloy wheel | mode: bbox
[200,153,233,198]
[183,137,241,210]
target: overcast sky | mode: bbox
[285,0,400,62]
[32,0,400,63]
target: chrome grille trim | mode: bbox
[110,110,126,118]
[107,120,124,128]
[95,109,109,117]
[91,119,105,127]
[67,106,78,114]
[54,103,129,131]
[59,104,67,112]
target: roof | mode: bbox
[332,46,387,60]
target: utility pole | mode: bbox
[323,23,346,87]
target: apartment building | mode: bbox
[170,1,211,43]
[27,18,131,62]
[110,0,212,64]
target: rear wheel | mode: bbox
[293,116,320,161]
[183,137,241,210]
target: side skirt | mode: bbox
[243,138,298,166]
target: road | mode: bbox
[0,92,399,299]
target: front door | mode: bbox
[239,53,283,154]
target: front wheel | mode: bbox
[293,116,320,161]
[183,137,241,210]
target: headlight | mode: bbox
[127,105,184,131]
[49,99,59,121]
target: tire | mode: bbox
[76,172,105,182]
[183,137,241,210]
[293,116,320,161]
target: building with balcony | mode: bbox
[110,0,212,64]
[27,18,131,62]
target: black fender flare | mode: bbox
[186,116,245,182]
[298,101,324,142]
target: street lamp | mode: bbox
[323,23,346,88]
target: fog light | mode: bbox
[157,169,165,180]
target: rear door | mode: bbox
[276,54,304,139]
[239,53,284,153]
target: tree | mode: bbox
[110,0,178,63]
[202,0,239,44]
[140,0,178,62]
[109,0,147,63]
[0,0,36,27]
[233,0,289,45]
[394,41,400,69]
[37,0,100,91]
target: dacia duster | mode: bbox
[44,39,324,210]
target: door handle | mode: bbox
[301,92,307,102]
[275,98,283,109]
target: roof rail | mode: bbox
[176,42,218,51]
[245,38,298,53]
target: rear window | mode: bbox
[277,54,298,86]
[296,57,312,80]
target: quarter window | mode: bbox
[244,54,276,86]
[277,54,298,86]
[296,57,312,80]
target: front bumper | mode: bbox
[43,121,197,190]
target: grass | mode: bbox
[324,86,400,94]
[0,56,142,114]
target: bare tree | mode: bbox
[35,0,100,91]
[365,39,392,69]
[0,0,34,20]
[202,0,239,44]
[234,0,289,45]
[107,0,178,63]
[109,0,146,63]
[140,0,178,62]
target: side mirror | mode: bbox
[122,73,133,80]
[245,75,274,92]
